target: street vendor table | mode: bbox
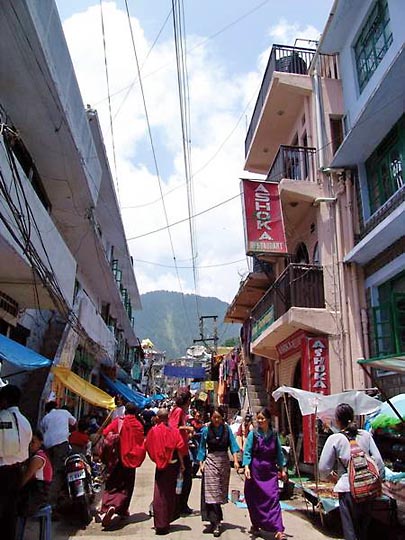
[383,479,405,526]
[295,482,339,516]
[296,481,397,527]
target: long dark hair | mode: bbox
[257,407,272,421]
[335,403,358,438]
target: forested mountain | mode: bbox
[133,291,240,360]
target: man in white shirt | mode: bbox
[0,384,32,539]
[41,401,76,508]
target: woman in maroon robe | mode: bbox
[100,402,146,528]
[243,407,287,540]
[145,408,186,535]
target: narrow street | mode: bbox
[24,457,342,540]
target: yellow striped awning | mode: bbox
[52,366,115,410]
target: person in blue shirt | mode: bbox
[243,407,287,540]
[197,406,239,537]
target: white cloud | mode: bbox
[61,1,251,303]
[268,17,321,47]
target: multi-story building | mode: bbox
[0,0,141,422]
[318,0,405,395]
[225,29,377,463]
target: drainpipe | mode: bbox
[333,179,354,390]
[310,0,338,171]
[361,308,371,360]
[344,174,365,384]
[313,65,326,170]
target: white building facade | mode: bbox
[0,0,141,421]
[320,0,405,395]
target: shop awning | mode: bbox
[272,385,381,418]
[52,366,115,410]
[358,354,405,374]
[0,334,52,370]
[101,374,151,409]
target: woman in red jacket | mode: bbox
[100,402,146,528]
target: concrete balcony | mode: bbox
[0,140,76,309]
[250,264,336,357]
[244,45,338,174]
[347,186,405,265]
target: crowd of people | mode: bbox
[0,382,386,540]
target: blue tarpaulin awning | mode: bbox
[0,334,52,370]
[150,393,167,401]
[163,365,206,379]
[101,374,151,409]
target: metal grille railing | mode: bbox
[245,44,339,158]
[252,264,325,327]
[266,145,317,183]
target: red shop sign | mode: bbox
[302,337,330,463]
[241,179,287,256]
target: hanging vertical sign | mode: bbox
[301,336,330,463]
[241,180,287,256]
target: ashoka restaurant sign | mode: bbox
[241,179,287,256]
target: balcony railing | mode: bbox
[245,44,339,158]
[357,185,405,241]
[370,297,405,358]
[266,145,317,183]
[251,264,325,337]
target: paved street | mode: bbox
[23,457,343,540]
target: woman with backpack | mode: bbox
[243,407,287,540]
[319,403,385,540]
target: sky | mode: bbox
[55,0,333,306]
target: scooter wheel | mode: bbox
[76,495,92,526]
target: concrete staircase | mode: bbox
[245,361,269,412]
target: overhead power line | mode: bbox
[133,257,247,269]
[124,0,193,335]
[172,0,200,317]
[127,192,241,241]
[99,0,120,202]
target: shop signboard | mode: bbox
[241,179,287,256]
[204,380,215,391]
[301,336,330,463]
[276,330,305,360]
[252,305,274,341]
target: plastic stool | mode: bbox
[16,504,52,540]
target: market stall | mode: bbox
[272,386,388,524]
[358,356,405,526]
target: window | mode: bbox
[3,130,51,212]
[312,242,321,265]
[330,116,344,155]
[372,274,405,357]
[366,117,405,214]
[354,0,393,92]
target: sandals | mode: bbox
[275,532,287,540]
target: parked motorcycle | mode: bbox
[65,453,93,526]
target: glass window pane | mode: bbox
[354,0,392,92]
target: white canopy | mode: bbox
[272,385,382,419]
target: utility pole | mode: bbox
[193,315,218,353]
